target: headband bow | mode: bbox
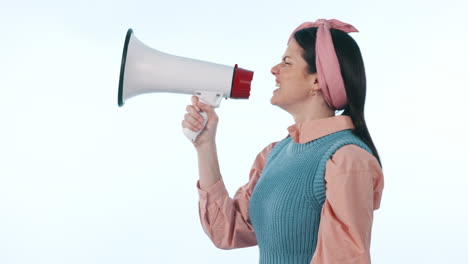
[289,19,358,110]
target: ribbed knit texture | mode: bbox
[249,129,372,264]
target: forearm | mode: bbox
[196,142,222,190]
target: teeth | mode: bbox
[275,83,280,88]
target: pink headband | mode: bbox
[288,19,358,110]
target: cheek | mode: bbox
[283,78,308,95]
[272,84,306,104]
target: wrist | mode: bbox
[195,141,217,153]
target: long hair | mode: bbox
[294,27,381,165]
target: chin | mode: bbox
[271,89,280,103]
[270,95,278,106]
[270,97,285,110]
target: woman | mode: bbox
[182,19,384,264]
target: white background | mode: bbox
[1,0,467,263]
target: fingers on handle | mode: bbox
[182,118,203,132]
[186,105,204,121]
[183,112,204,131]
[191,96,200,111]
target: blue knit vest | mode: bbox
[249,129,372,264]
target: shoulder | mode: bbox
[259,141,279,158]
[252,141,279,171]
[326,144,384,210]
[328,144,381,173]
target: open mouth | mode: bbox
[274,83,280,92]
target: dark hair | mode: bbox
[294,27,381,165]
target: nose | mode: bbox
[271,63,280,76]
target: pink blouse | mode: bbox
[196,115,384,263]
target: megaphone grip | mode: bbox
[183,111,208,142]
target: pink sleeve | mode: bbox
[311,145,384,264]
[196,142,277,249]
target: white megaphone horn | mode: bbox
[118,29,254,142]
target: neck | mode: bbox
[293,112,333,123]
[289,98,334,124]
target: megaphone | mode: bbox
[118,29,254,142]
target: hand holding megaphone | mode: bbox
[118,29,253,142]
[182,96,219,145]
[181,92,220,142]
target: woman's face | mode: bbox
[270,38,317,111]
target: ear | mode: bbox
[307,73,321,94]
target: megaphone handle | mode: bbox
[183,91,222,142]
[183,111,208,142]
